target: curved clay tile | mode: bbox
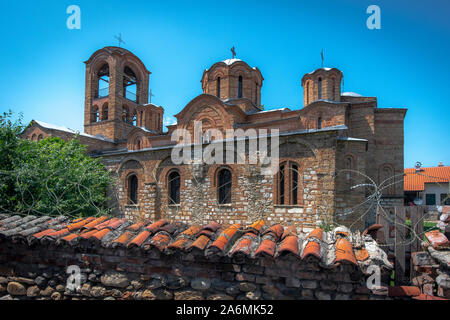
[66,217,95,232]
[202,221,221,233]
[334,238,358,265]
[61,233,78,242]
[127,230,151,248]
[79,229,98,239]
[145,219,168,233]
[150,232,171,251]
[278,226,299,256]
[92,228,111,240]
[46,228,70,238]
[113,231,133,246]
[231,233,257,257]
[32,228,55,239]
[179,225,201,237]
[167,237,190,251]
[262,224,284,241]
[248,220,265,234]
[188,234,211,251]
[82,216,108,230]
[255,237,277,257]
[301,228,323,260]
[388,286,421,297]
[354,248,370,261]
[209,224,241,252]
[127,222,145,231]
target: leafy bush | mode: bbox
[0,110,116,217]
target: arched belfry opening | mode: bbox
[123,66,138,103]
[97,63,110,98]
[84,47,151,141]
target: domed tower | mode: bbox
[301,68,343,106]
[84,46,151,141]
[201,59,263,107]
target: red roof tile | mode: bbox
[127,230,151,248]
[145,219,168,233]
[82,216,108,230]
[209,223,240,252]
[404,166,450,191]
[334,238,358,265]
[66,217,95,232]
[301,228,323,260]
[425,230,450,249]
[388,286,421,297]
[188,235,211,251]
[231,233,257,257]
[278,226,299,256]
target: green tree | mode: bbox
[0,111,116,217]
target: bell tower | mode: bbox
[84,46,151,141]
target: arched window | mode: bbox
[37,134,43,141]
[218,168,232,204]
[97,63,109,98]
[276,161,302,205]
[101,104,108,121]
[317,117,322,129]
[318,77,322,99]
[132,112,137,126]
[91,106,99,123]
[168,171,181,205]
[139,111,143,127]
[380,165,394,195]
[136,139,141,150]
[217,77,221,98]
[344,155,355,187]
[128,175,138,204]
[238,76,243,98]
[31,134,37,141]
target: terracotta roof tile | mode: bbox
[32,229,56,239]
[189,235,211,251]
[127,230,151,248]
[388,286,421,297]
[425,230,450,249]
[404,166,450,191]
[145,219,168,233]
[66,217,95,232]
[208,224,241,253]
[278,226,299,256]
[82,216,108,230]
[0,214,393,275]
[334,238,358,265]
[301,228,323,260]
[231,233,257,257]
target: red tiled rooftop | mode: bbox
[404,165,450,191]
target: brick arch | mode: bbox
[378,163,395,195]
[273,159,305,206]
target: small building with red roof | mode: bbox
[404,163,450,208]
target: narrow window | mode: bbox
[97,63,109,98]
[217,77,221,98]
[128,175,138,204]
[218,168,232,204]
[318,117,322,129]
[279,164,285,205]
[140,111,143,127]
[168,171,181,205]
[132,113,137,126]
[92,106,99,123]
[331,78,336,100]
[37,134,43,141]
[238,76,243,98]
[291,164,298,205]
[306,81,310,105]
[136,139,141,150]
[318,77,322,99]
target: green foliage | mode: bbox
[0,110,116,217]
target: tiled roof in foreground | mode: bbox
[0,214,393,274]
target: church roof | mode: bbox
[33,120,114,143]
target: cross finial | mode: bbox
[231,46,236,59]
[149,89,155,104]
[114,33,125,47]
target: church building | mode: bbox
[21,46,407,231]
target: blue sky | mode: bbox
[0,0,449,168]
